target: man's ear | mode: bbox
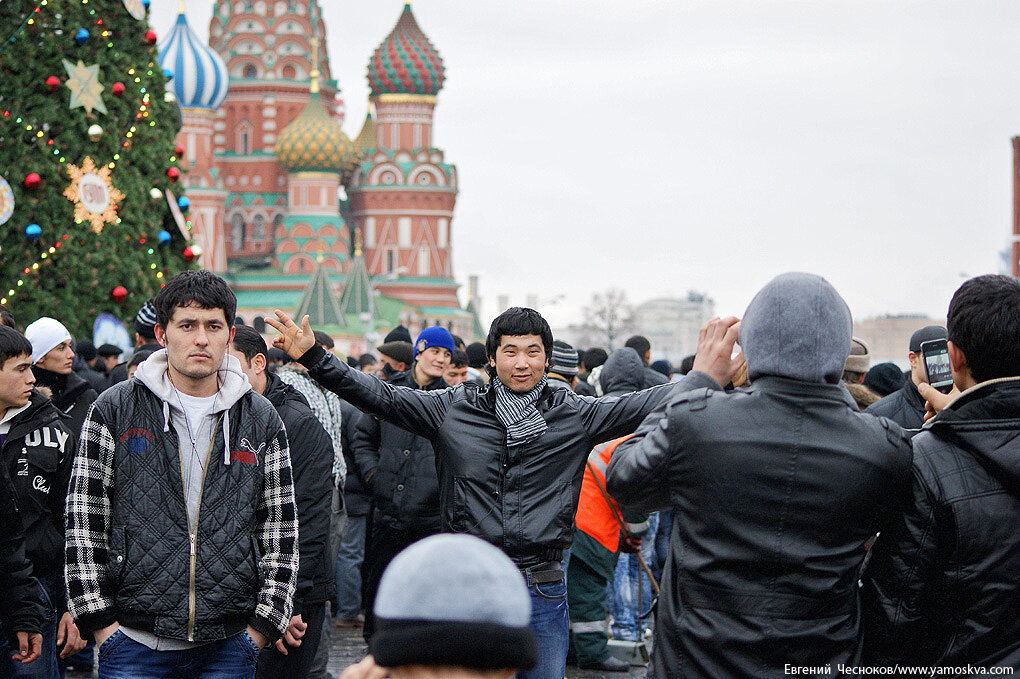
[154,324,166,347]
[908,351,920,369]
[253,352,267,376]
[947,340,967,373]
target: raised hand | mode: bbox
[692,316,744,387]
[265,310,316,360]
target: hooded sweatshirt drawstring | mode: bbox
[133,348,252,467]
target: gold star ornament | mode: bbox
[62,59,107,115]
[63,157,125,233]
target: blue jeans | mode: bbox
[517,579,568,679]
[0,576,60,679]
[97,630,258,679]
[334,514,367,619]
[609,512,659,641]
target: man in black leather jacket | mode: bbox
[865,325,947,433]
[267,307,729,679]
[862,275,1020,670]
[352,326,453,641]
[605,273,913,679]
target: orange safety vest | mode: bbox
[574,435,633,552]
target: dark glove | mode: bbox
[619,534,641,554]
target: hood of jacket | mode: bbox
[31,366,92,411]
[263,370,308,410]
[927,377,1020,494]
[2,390,63,443]
[599,347,646,397]
[133,348,252,465]
[740,272,852,385]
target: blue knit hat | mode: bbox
[414,326,455,358]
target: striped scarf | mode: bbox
[492,375,549,446]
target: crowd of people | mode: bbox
[0,269,1017,679]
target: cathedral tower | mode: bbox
[346,4,461,310]
[158,2,230,271]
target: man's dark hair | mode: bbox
[452,334,466,351]
[358,353,378,369]
[947,274,1020,383]
[127,349,155,370]
[485,307,553,379]
[451,349,469,368]
[232,325,268,364]
[267,347,289,366]
[679,354,696,375]
[624,335,651,360]
[153,270,236,329]
[0,305,15,329]
[0,325,33,368]
[581,347,608,372]
[313,330,334,349]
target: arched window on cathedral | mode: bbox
[282,64,296,79]
[231,213,246,252]
[272,214,285,240]
[236,121,253,155]
[243,63,257,78]
[253,214,266,241]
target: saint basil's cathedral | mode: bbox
[158,2,482,352]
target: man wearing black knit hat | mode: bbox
[107,299,161,386]
[866,324,948,432]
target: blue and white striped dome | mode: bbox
[157,12,228,110]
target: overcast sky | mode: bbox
[153,1,1019,328]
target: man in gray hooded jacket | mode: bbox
[606,272,913,679]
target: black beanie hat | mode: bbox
[863,362,906,397]
[384,325,412,344]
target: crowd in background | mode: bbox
[0,270,1018,679]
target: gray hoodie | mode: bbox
[133,349,252,529]
[740,272,852,385]
[599,347,647,397]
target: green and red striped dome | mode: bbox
[367,4,445,96]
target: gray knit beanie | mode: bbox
[369,534,537,670]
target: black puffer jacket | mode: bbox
[0,391,74,584]
[0,464,46,639]
[32,367,96,444]
[298,343,710,568]
[338,398,370,516]
[263,372,334,612]
[862,378,1020,668]
[865,377,926,432]
[606,376,912,678]
[352,369,447,532]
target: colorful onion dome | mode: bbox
[275,78,356,173]
[353,112,377,155]
[367,4,445,96]
[157,10,229,110]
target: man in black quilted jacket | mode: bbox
[863,274,1020,670]
[65,271,298,679]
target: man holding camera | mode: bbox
[862,274,1020,669]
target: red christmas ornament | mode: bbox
[45,75,60,92]
[167,167,180,182]
[111,286,128,303]
[111,81,125,97]
[175,144,184,158]
[24,173,41,190]
[144,30,157,46]
[183,246,197,263]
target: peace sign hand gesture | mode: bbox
[265,309,316,360]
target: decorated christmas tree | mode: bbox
[0,0,196,336]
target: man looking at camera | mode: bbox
[267,306,732,679]
[65,271,298,679]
